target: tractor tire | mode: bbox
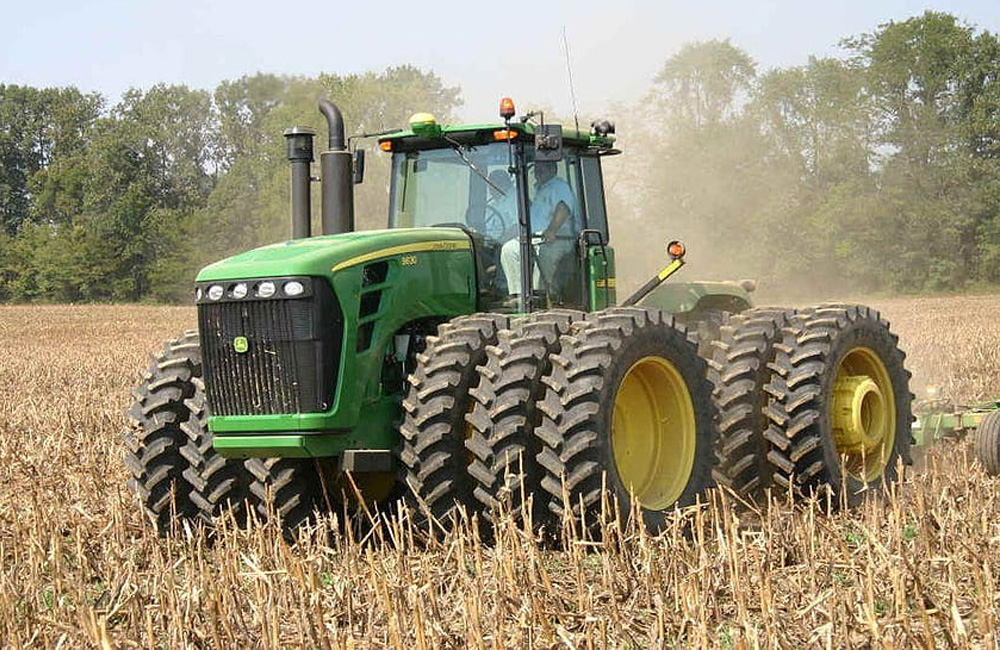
[246,457,328,537]
[465,309,585,531]
[709,308,796,500]
[763,304,912,506]
[125,330,204,533]
[535,306,715,534]
[399,313,510,533]
[179,387,256,526]
[680,309,729,359]
[974,410,1000,476]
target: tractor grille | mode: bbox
[198,279,342,416]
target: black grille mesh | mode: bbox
[198,281,342,416]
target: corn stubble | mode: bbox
[0,300,998,648]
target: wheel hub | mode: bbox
[830,347,897,481]
[832,375,887,454]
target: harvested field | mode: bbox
[0,297,999,648]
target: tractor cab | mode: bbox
[379,100,619,313]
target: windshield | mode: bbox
[388,142,517,241]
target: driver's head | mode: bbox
[534,161,557,184]
[488,169,512,196]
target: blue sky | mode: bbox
[2,0,998,121]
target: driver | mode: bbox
[500,160,578,301]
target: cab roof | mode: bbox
[377,120,618,154]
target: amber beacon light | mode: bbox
[499,97,516,120]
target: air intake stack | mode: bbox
[318,99,354,235]
[283,126,315,239]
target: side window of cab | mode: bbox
[579,155,609,242]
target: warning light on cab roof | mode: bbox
[499,97,516,120]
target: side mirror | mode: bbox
[352,149,366,184]
[535,124,563,162]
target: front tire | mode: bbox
[535,307,715,534]
[125,331,204,533]
[246,458,328,537]
[179,387,256,526]
[465,309,584,531]
[399,314,509,533]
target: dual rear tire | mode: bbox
[402,306,717,536]
[710,304,913,506]
[534,307,714,533]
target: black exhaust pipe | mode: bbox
[318,99,354,235]
[283,127,315,239]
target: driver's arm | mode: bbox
[542,201,570,243]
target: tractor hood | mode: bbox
[196,227,472,282]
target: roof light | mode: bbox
[379,140,393,152]
[499,97,516,120]
[667,240,686,260]
[591,119,616,136]
[409,112,442,138]
[493,129,518,141]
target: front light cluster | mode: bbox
[195,277,313,303]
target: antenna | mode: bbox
[561,26,581,134]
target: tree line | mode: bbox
[1,11,998,303]
[0,67,460,301]
[611,10,1000,297]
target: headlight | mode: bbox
[257,281,276,298]
[196,276,313,303]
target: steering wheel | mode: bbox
[483,205,507,241]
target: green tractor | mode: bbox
[126,97,914,536]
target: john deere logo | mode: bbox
[233,336,249,354]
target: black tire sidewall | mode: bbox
[976,410,1000,475]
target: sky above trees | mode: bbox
[2,10,999,304]
[2,1,999,121]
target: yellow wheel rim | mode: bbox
[830,347,896,482]
[611,355,696,510]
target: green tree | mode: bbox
[750,57,881,291]
[845,11,997,290]
[79,84,216,300]
[622,41,768,285]
[190,66,461,271]
[653,39,756,129]
[0,85,101,234]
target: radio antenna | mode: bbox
[561,26,581,134]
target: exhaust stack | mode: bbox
[318,99,354,235]
[283,127,315,239]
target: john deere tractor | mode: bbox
[126,98,914,536]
